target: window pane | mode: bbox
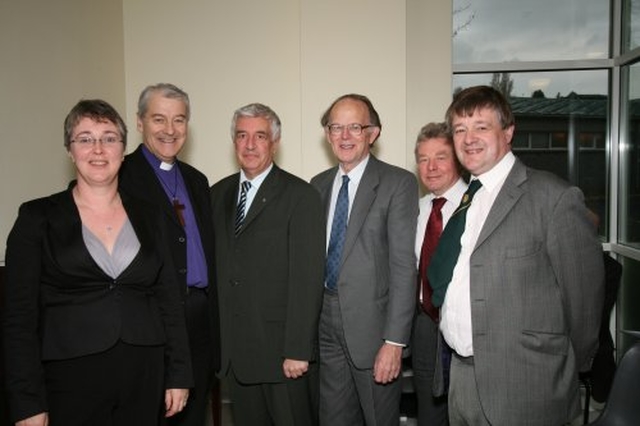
[618,255,640,356]
[530,132,549,149]
[453,0,609,63]
[452,71,608,233]
[623,0,640,52]
[551,132,568,149]
[620,62,640,247]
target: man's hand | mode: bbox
[165,388,189,417]
[373,343,402,384]
[283,358,309,379]
[16,412,48,426]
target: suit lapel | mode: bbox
[126,147,183,228]
[222,174,240,241]
[239,166,281,234]
[316,167,337,219]
[474,159,526,250]
[341,157,379,262]
[48,190,111,277]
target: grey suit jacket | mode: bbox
[467,159,604,425]
[311,155,419,369]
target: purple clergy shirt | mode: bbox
[142,145,208,288]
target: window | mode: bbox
[452,71,608,228]
[453,0,609,64]
[453,0,640,355]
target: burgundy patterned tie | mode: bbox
[418,197,446,322]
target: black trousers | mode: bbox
[411,310,448,426]
[44,340,164,426]
[165,287,215,426]
[228,365,319,426]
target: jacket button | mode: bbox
[178,237,186,243]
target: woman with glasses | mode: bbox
[3,99,193,426]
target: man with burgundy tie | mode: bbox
[412,122,466,426]
[119,83,219,426]
[428,86,604,425]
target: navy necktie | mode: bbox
[234,180,251,235]
[325,175,350,291]
[427,179,482,307]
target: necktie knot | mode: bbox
[463,179,482,203]
[432,197,447,212]
[452,179,482,217]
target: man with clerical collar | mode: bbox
[119,83,219,426]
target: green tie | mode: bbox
[427,179,483,307]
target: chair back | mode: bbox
[588,340,640,425]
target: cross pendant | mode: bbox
[173,198,186,227]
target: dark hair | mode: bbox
[137,83,190,120]
[231,103,282,140]
[445,85,515,129]
[63,99,127,150]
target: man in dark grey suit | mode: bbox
[210,103,325,426]
[311,94,419,426]
[431,85,604,425]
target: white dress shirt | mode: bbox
[325,155,370,250]
[440,152,516,356]
[238,163,273,213]
[415,178,468,303]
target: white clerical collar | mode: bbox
[160,161,175,171]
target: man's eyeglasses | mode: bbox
[71,134,122,146]
[326,123,373,136]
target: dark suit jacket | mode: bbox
[465,159,604,425]
[119,145,220,371]
[311,155,419,369]
[210,165,325,384]
[3,188,192,422]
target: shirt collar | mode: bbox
[336,154,369,186]
[240,163,274,191]
[473,151,516,194]
[141,144,176,171]
[429,178,468,203]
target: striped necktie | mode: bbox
[234,180,251,235]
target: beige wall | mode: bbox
[0,0,451,262]
[0,0,126,263]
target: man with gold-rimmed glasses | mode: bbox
[311,93,418,426]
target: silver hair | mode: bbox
[231,103,281,141]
